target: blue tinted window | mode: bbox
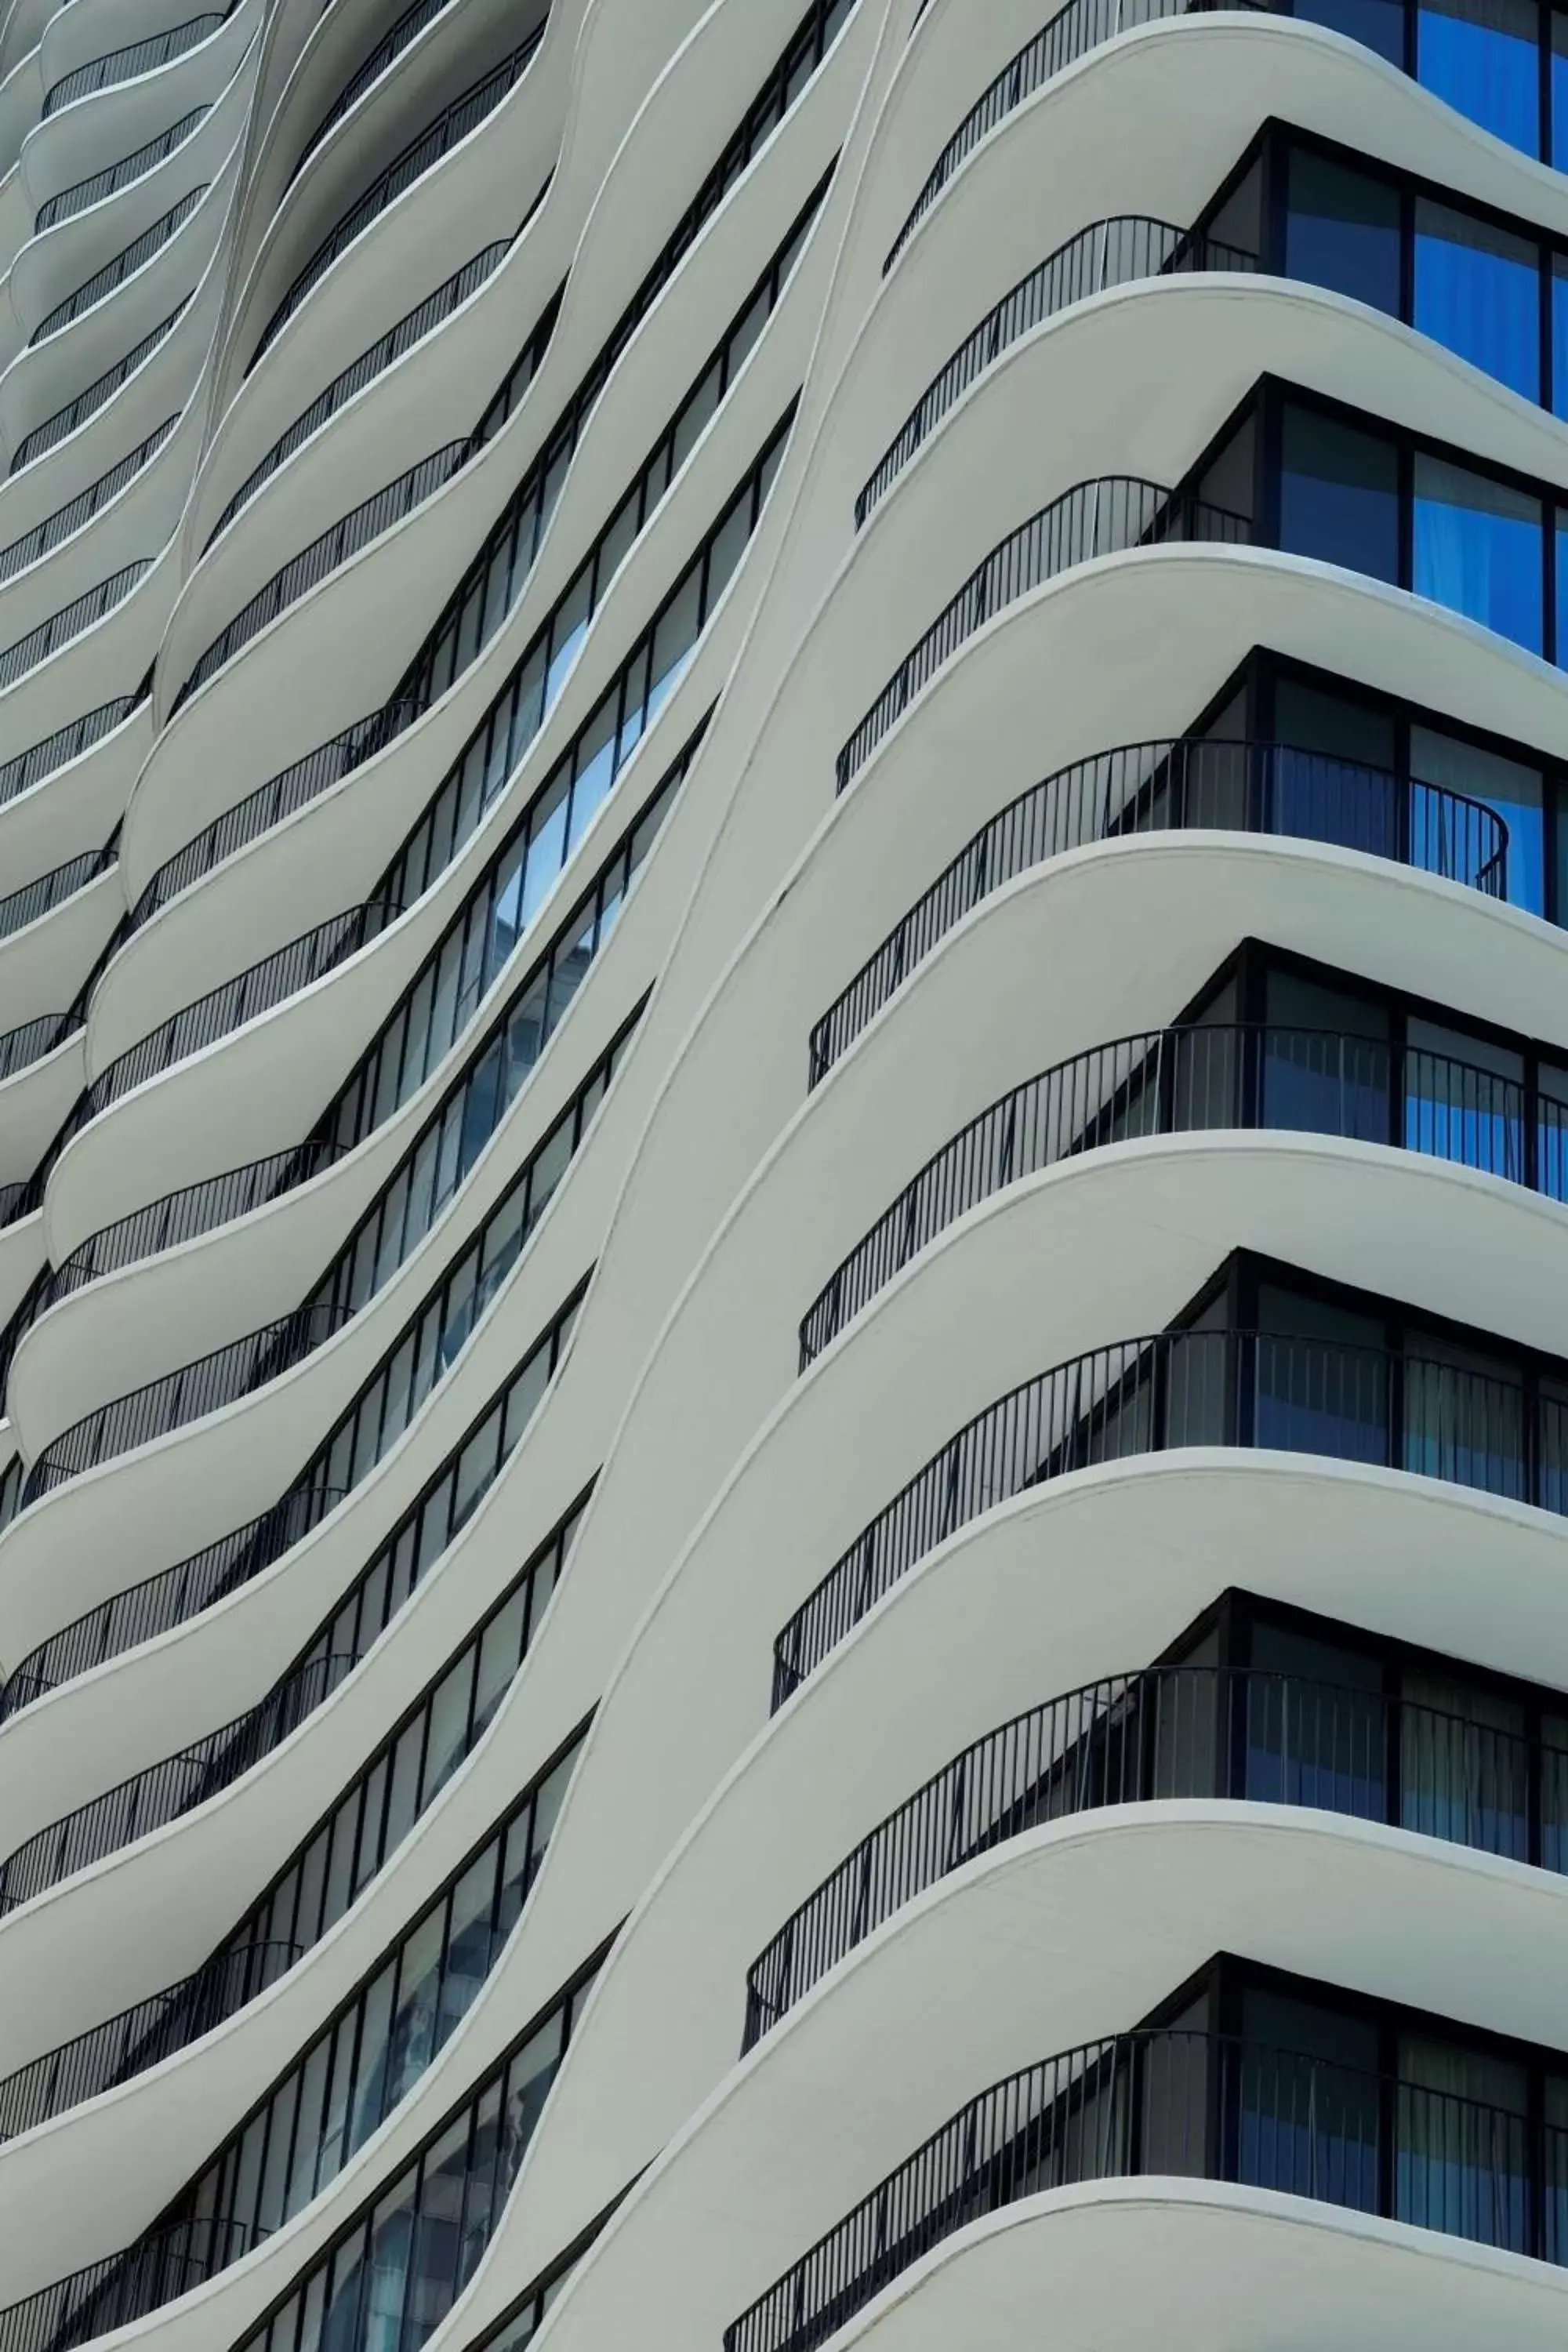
[1413,453,1542,652]
[1279,406,1400,583]
[1553,12,1568,167]
[1414,200,1540,401]
[1286,151,1401,315]
[1417,0,1541,157]
[1294,0,1406,56]
[1410,723,1544,913]
[1553,258,1568,418]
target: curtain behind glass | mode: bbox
[1411,453,1543,652]
[1399,1668,1527,1857]
[1396,2035,1530,2249]
[1417,0,1541,158]
[1409,724,1541,913]
[1414,199,1540,401]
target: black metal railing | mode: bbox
[0,1484,349,1722]
[31,184,206,343]
[858,216,1256,526]
[773,1327,1568,1705]
[0,1936,297,2143]
[81,894,401,1121]
[249,22,545,366]
[837,477,1250,789]
[22,1299,353,1501]
[725,2027,1568,2352]
[42,5,234,117]
[292,0,460,176]
[208,241,507,545]
[0,1011,78,1087]
[0,847,113,946]
[174,439,474,708]
[31,1137,344,1323]
[12,296,191,471]
[801,1021,1556,1361]
[0,694,143,809]
[745,1665,1568,2046]
[808,739,1508,1083]
[35,104,209,232]
[0,2213,260,2352]
[0,559,151,692]
[130,701,420,927]
[0,1649,356,1917]
[885,0,1276,272]
[0,417,177,589]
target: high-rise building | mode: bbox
[2,0,1568,2345]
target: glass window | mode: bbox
[1269,678,1400,862]
[1403,1334,1525,1497]
[1286,151,1401,317]
[1554,10,1568,169]
[1410,724,1541,910]
[1397,2033,1530,2248]
[1254,1282,1389,1462]
[1406,1013,1525,1185]
[1245,1621,1386,1817]
[1414,200,1541,401]
[1294,0,1406,60]
[1398,1668,1526,1855]
[1279,405,1399,583]
[1417,0,1541,158]
[1261,969,1390,1142]
[1412,452,1542,652]
[1237,1987,1380,2208]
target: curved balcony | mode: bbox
[41,3,238,118]
[291,0,460,180]
[808,740,1509,1083]
[0,416,176,589]
[0,1009,78,1084]
[172,435,475,709]
[801,1020,1561,1363]
[745,1664,1568,2047]
[0,557,151,692]
[249,20,546,368]
[0,1934,295,2142]
[205,240,507,547]
[836,476,1251,789]
[20,1297,352,1501]
[11,293,190,471]
[28,1135,343,1327]
[726,2025,1568,2352]
[29,183,207,344]
[34,103,209,232]
[129,701,419,927]
[76,893,401,1125]
[0,691,143,809]
[885,0,1274,272]
[0,1480,348,1722]
[774,1324,1568,1704]
[0,2214,256,2352]
[858,215,1256,527]
[0,1648,354,1915]
[0,844,113,944]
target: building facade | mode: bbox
[0,0,1564,2346]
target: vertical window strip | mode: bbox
[154,1722,590,2263]
[307,728,691,1341]
[323,401,792,1163]
[238,1955,608,2352]
[292,1004,631,1547]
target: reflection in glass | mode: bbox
[1279,405,1399,582]
[1286,151,1400,314]
[1412,453,1542,652]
